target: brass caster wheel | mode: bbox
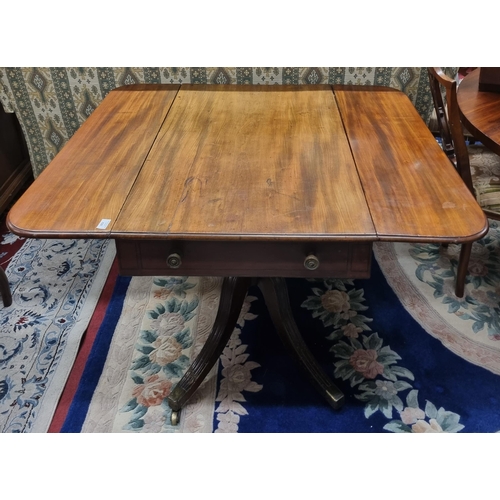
[171,410,180,426]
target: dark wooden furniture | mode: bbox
[429,67,500,297]
[0,105,33,306]
[6,84,488,423]
[457,68,500,155]
[478,68,500,93]
[429,68,482,297]
[0,106,33,217]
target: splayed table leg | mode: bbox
[167,276,252,425]
[258,277,345,410]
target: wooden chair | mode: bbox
[427,67,500,297]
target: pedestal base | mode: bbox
[167,276,344,425]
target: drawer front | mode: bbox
[116,240,372,279]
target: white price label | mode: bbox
[96,219,111,230]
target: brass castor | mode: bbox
[171,410,180,426]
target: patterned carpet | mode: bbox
[374,229,500,374]
[59,224,500,433]
[2,218,500,432]
[0,228,115,432]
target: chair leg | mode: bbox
[0,266,12,307]
[455,242,472,298]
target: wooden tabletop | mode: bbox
[458,68,500,156]
[7,84,488,245]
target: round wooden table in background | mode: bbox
[457,68,500,155]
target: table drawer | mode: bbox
[116,240,372,278]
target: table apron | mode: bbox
[115,239,373,279]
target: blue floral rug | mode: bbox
[61,223,500,433]
[0,233,115,432]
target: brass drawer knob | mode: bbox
[167,252,182,269]
[304,254,320,271]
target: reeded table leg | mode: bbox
[167,276,252,424]
[167,275,345,425]
[258,277,345,410]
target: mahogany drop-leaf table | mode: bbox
[7,84,488,425]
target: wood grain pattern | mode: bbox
[7,85,180,238]
[113,85,376,241]
[457,68,500,156]
[334,86,488,243]
[6,83,488,248]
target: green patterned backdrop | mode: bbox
[0,67,455,178]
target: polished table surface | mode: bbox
[6,84,488,421]
[7,84,487,246]
[458,68,500,156]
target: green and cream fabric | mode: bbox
[469,144,500,214]
[0,67,451,178]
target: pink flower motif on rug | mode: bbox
[132,374,173,407]
[302,279,465,431]
[349,349,384,379]
[150,311,185,337]
[150,336,183,365]
[412,419,444,433]
[399,406,425,425]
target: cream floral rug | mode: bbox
[373,219,500,375]
[79,276,262,432]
